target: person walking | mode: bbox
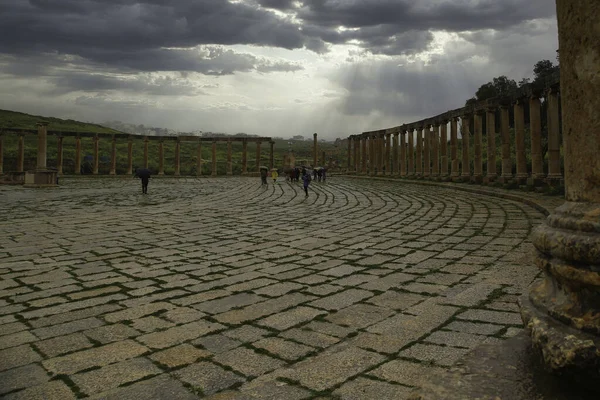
[302,171,311,196]
[260,167,268,186]
[271,168,279,184]
[135,168,151,194]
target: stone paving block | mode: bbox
[439,282,502,307]
[194,334,242,353]
[418,272,465,286]
[333,377,413,400]
[214,293,316,324]
[0,363,50,395]
[170,289,231,306]
[21,294,128,320]
[0,321,28,336]
[366,291,426,310]
[104,301,175,322]
[0,330,37,350]
[396,251,438,264]
[308,289,373,311]
[320,265,365,277]
[304,320,355,338]
[253,337,315,360]
[138,320,225,349]
[42,339,149,375]
[403,282,448,295]
[254,282,304,297]
[303,284,343,296]
[280,346,385,391]
[424,330,501,349]
[32,317,104,340]
[131,316,175,332]
[67,286,123,300]
[443,321,504,336]
[368,359,446,387]
[88,374,197,400]
[228,279,278,293]
[174,361,245,395]
[36,332,94,358]
[355,255,398,266]
[398,343,470,366]
[29,303,122,328]
[457,309,523,325]
[237,380,312,400]
[326,303,394,329]
[349,332,414,354]
[223,325,272,343]
[2,380,76,400]
[257,306,325,331]
[150,343,211,368]
[280,328,340,348]
[193,293,266,314]
[163,307,207,323]
[0,344,42,372]
[84,323,140,343]
[72,357,162,395]
[214,347,286,377]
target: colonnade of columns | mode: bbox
[0,134,275,177]
[347,87,562,186]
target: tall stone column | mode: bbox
[17,134,24,173]
[486,108,497,182]
[56,136,63,175]
[514,99,528,183]
[547,87,562,182]
[212,140,217,176]
[109,135,116,175]
[377,133,384,175]
[143,136,149,169]
[408,129,414,176]
[450,118,459,177]
[361,136,367,173]
[241,139,247,175]
[123,141,131,175]
[370,135,376,176]
[36,122,48,170]
[74,136,81,175]
[385,132,391,175]
[392,131,399,175]
[255,140,261,172]
[174,139,181,176]
[440,121,448,177]
[461,115,471,180]
[400,131,407,177]
[347,137,352,171]
[93,135,99,175]
[423,126,431,178]
[500,105,512,182]
[529,96,545,183]
[431,124,439,178]
[473,111,483,182]
[269,141,274,170]
[354,137,359,172]
[313,133,318,167]
[322,150,326,167]
[127,137,133,175]
[416,128,423,176]
[158,140,165,175]
[0,134,3,175]
[519,0,600,388]
[197,141,203,176]
[227,139,233,175]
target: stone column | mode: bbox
[473,111,483,182]
[486,108,497,182]
[370,135,377,176]
[423,126,431,178]
[197,141,203,176]
[392,131,399,175]
[529,95,545,183]
[400,131,407,177]
[0,135,3,175]
[347,137,352,171]
[109,135,116,175]
[227,139,233,175]
[74,136,81,175]
[322,150,326,167]
[519,0,600,387]
[127,137,133,175]
[377,133,384,175]
[450,118,459,178]
[500,105,512,183]
[408,129,414,176]
[354,137,359,172]
[158,140,165,175]
[461,115,471,180]
[547,87,562,182]
[431,124,439,178]
[212,140,217,176]
[440,121,448,177]
[143,136,149,169]
[174,139,181,176]
[242,139,247,175]
[36,122,48,170]
[93,135,99,175]
[56,136,63,175]
[361,136,367,173]
[514,99,528,183]
[255,140,261,172]
[313,133,317,167]
[269,141,274,170]
[416,128,423,176]
[17,134,24,173]
[385,132,391,175]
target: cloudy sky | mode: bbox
[0,0,557,139]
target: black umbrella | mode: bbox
[135,168,151,179]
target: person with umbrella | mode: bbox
[271,168,279,184]
[259,166,268,186]
[135,168,151,194]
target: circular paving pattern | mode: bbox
[0,177,545,399]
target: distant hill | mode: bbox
[0,109,124,134]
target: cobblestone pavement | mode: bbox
[0,177,546,399]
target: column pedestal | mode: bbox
[24,122,57,187]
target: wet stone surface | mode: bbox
[0,177,547,399]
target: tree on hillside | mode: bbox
[465,75,518,106]
[532,59,560,89]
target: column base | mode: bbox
[23,169,58,187]
[471,175,483,184]
[527,176,545,187]
[483,175,497,184]
[497,175,513,184]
